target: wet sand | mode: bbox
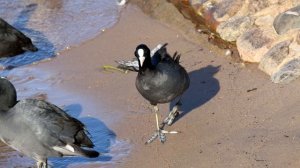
[3,4,300,168]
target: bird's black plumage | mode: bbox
[135,43,189,105]
[134,43,189,144]
[0,78,99,167]
[0,18,38,57]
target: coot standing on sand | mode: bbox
[135,43,190,144]
[0,78,99,168]
[0,18,38,57]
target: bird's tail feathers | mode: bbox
[74,145,100,158]
[172,52,181,63]
[75,129,94,148]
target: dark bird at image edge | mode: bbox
[0,78,99,168]
[0,18,37,58]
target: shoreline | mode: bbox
[2,4,300,168]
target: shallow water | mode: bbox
[0,0,121,68]
[0,66,131,167]
[0,1,130,167]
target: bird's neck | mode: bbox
[139,56,154,72]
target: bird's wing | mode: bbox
[10,99,94,149]
[172,51,181,64]
[115,58,139,71]
[151,43,169,66]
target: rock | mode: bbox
[273,5,300,35]
[237,28,274,62]
[212,0,244,22]
[259,40,292,75]
[225,49,232,56]
[247,0,270,14]
[216,16,253,42]
[134,0,300,83]
[261,30,300,83]
[271,56,300,83]
[255,15,274,27]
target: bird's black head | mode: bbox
[20,37,38,52]
[0,77,17,111]
[134,44,152,71]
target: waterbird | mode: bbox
[0,18,38,58]
[0,78,99,168]
[134,43,190,144]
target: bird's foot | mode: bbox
[145,129,179,144]
[163,106,180,126]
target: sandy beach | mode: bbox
[3,4,300,168]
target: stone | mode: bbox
[262,30,300,83]
[259,40,292,75]
[273,5,300,35]
[237,28,274,62]
[248,0,271,14]
[159,0,300,83]
[212,0,244,22]
[271,56,300,83]
[225,49,232,56]
[216,16,253,42]
[255,15,274,27]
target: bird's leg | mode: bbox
[36,160,47,168]
[145,105,179,144]
[37,161,42,168]
[145,105,161,144]
[44,159,48,168]
[162,100,182,126]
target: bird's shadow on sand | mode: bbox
[0,3,55,69]
[170,65,220,124]
[50,104,116,168]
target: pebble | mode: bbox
[225,49,232,56]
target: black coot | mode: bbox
[0,18,38,57]
[0,78,99,168]
[135,43,190,144]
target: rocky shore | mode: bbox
[131,0,300,83]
